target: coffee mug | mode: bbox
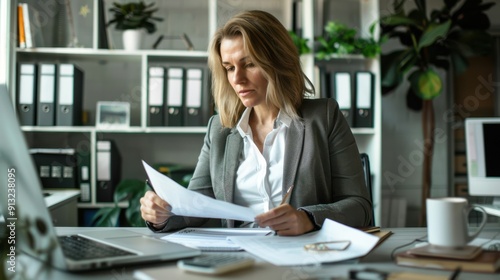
[426,197,487,248]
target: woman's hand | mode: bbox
[254,204,314,236]
[140,191,173,228]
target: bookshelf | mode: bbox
[3,0,382,225]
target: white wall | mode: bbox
[379,0,500,226]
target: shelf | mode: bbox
[17,47,208,58]
[22,126,207,134]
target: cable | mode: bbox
[390,234,428,261]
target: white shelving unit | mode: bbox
[4,0,381,225]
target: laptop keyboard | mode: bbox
[58,235,135,260]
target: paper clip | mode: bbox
[304,240,351,252]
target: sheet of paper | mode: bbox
[162,228,273,251]
[228,219,380,266]
[142,160,257,221]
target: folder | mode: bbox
[96,140,122,202]
[354,71,374,128]
[318,66,330,99]
[77,149,91,202]
[36,63,57,126]
[332,72,353,126]
[165,67,184,126]
[56,64,84,126]
[29,148,78,189]
[184,68,203,126]
[147,66,166,126]
[17,63,38,126]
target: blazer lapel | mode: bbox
[223,130,242,203]
[283,119,305,201]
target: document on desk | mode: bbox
[161,228,273,251]
[228,219,380,266]
[142,161,257,221]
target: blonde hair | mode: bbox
[208,10,314,128]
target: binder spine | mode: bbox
[165,67,185,126]
[147,66,166,126]
[17,63,38,126]
[354,71,375,128]
[37,64,57,126]
[56,64,84,126]
[184,68,204,126]
[96,140,121,202]
[332,72,353,127]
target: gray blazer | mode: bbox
[152,98,373,232]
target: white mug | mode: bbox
[426,197,487,248]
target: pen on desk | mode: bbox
[450,267,461,280]
[280,185,294,205]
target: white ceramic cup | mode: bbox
[426,197,487,248]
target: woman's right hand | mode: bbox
[140,190,173,228]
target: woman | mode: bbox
[140,10,372,236]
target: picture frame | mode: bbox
[96,101,130,129]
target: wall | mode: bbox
[379,0,500,227]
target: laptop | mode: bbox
[0,84,200,271]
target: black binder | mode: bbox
[354,71,375,128]
[96,140,121,202]
[36,63,57,126]
[165,67,184,126]
[331,72,354,126]
[77,149,91,202]
[29,148,78,189]
[184,68,204,126]
[147,66,166,126]
[17,63,38,126]
[56,63,84,126]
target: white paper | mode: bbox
[228,219,380,266]
[162,228,273,251]
[142,161,258,221]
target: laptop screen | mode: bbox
[0,84,67,269]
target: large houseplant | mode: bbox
[379,0,495,225]
[107,1,163,50]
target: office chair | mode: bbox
[360,153,375,226]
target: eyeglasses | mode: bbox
[303,240,351,252]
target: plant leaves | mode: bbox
[417,21,451,50]
[406,87,423,111]
[380,15,420,27]
[91,207,121,227]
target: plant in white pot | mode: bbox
[107,1,163,50]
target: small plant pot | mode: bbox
[122,29,143,51]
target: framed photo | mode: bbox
[96,101,130,129]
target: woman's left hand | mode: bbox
[254,204,314,236]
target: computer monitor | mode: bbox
[465,118,500,216]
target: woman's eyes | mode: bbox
[224,63,254,72]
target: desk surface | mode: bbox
[9,226,500,280]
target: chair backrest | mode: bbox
[360,153,375,226]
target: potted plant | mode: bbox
[107,1,163,50]
[315,21,381,59]
[379,0,495,225]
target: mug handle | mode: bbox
[464,205,487,242]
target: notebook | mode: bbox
[0,84,201,271]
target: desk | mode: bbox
[9,227,500,280]
[44,189,80,227]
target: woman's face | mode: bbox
[220,36,269,108]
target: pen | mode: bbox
[280,185,294,205]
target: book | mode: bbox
[395,249,500,273]
[17,4,26,48]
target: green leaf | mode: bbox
[380,15,421,27]
[417,21,451,50]
[91,207,121,227]
[409,69,443,100]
